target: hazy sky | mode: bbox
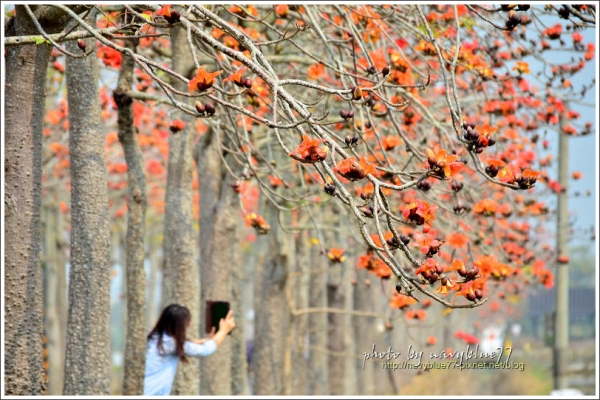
[533,18,597,248]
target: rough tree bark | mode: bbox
[252,207,291,395]
[114,37,147,395]
[352,268,376,395]
[282,237,297,396]
[308,237,328,395]
[43,203,68,395]
[146,247,160,330]
[292,230,310,395]
[230,228,249,396]
[4,5,75,395]
[197,126,243,395]
[327,232,348,395]
[63,20,112,395]
[160,25,200,395]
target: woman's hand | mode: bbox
[211,311,236,347]
[219,310,236,334]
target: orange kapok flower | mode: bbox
[244,213,270,235]
[512,61,530,74]
[327,248,347,263]
[446,257,469,276]
[473,199,498,216]
[513,168,540,190]
[224,67,247,87]
[156,5,180,24]
[389,293,417,309]
[169,119,186,133]
[405,310,426,321]
[267,175,283,188]
[289,134,329,163]
[307,63,326,80]
[446,232,469,249]
[188,67,223,93]
[275,4,289,16]
[435,277,455,296]
[402,198,439,228]
[381,135,402,151]
[425,148,464,179]
[372,259,392,279]
[426,336,437,346]
[454,278,484,302]
[414,257,434,275]
[334,157,375,181]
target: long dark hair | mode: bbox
[148,304,191,362]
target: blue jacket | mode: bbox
[144,333,217,395]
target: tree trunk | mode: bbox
[160,25,200,395]
[4,5,73,395]
[282,235,297,395]
[230,221,249,395]
[63,23,112,395]
[326,227,349,395]
[352,268,376,395]
[198,127,241,395]
[147,248,160,330]
[252,208,291,395]
[43,203,68,395]
[292,231,310,395]
[230,267,249,395]
[308,239,328,395]
[114,37,147,395]
[327,267,347,395]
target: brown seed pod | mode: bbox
[352,86,363,101]
[204,102,216,116]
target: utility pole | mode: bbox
[553,101,570,390]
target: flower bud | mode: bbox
[400,235,410,245]
[486,165,499,178]
[166,9,181,24]
[204,102,216,116]
[324,183,336,196]
[195,101,205,114]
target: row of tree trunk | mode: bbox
[5,9,452,396]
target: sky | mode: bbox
[531,12,598,249]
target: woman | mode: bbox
[144,303,236,395]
